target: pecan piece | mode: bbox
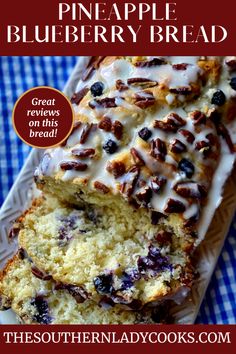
[169,87,192,95]
[31,266,52,281]
[151,211,167,225]
[135,58,167,67]
[179,129,195,144]
[225,58,236,71]
[174,182,207,199]
[89,97,117,109]
[195,140,211,157]
[106,161,126,178]
[154,113,186,132]
[134,92,155,109]
[94,181,110,194]
[116,79,128,91]
[121,166,140,197]
[155,231,172,245]
[98,117,112,132]
[82,56,105,81]
[150,176,167,193]
[136,186,152,206]
[80,123,96,144]
[112,120,123,140]
[164,199,186,213]
[60,161,88,171]
[127,77,157,87]
[71,87,89,105]
[172,63,189,70]
[191,111,206,125]
[55,283,89,303]
[9,224,21,239]
[130,148,145,166]
[71,148,95,158]
[216,123,235,153]
[170,139,187,154]
[150,138,167,161]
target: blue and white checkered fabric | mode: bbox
[0,56,235,324]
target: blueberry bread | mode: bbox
[0,253,160,324]
[35,56,236,243]
[18,196,193,308]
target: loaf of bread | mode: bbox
[1,56,236,324]
[35,56,236,244]
[0,253,160,324]
[18,196,193,308]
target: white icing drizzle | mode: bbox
[38,56,236,243]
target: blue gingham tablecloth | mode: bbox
[0,56,235,324]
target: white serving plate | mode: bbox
[0,57,235,324]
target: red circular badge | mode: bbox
[12,86,74,148]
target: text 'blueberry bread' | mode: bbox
[0,253,161,324]
[18,196,193,308]
[35,56,236,244]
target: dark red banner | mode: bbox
[0,325,235,354]
[0,0,235,55]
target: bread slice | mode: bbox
[0,253,159,324]
[34,56,236,244]
[18,196,193,308]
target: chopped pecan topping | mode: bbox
[80,123,96,144]
[121,166,140,197]
[150,138,167,161]
[135,58,167,67]
[179,129,195,144]
[31,266,52,281]
[172,63,189,70]
[89,97,117,109]
[60,161,88,171]
[169,87,192,95]
[151,211,167,225]
[71,87,89,105]
[164,199,186,213]
[216,123,235,153]
[136,186,152,206]
[94,181,110,194]
[127,77,157,87]
[225,58,236,71]
[150,176,167,193]
[191,111,206,125]
[195,140,211,157]
[206,133,218,145]
[71,148,95,158]
[82,56,105,81]
[98,117,112,132]
[9,224,21,239]
[130,148,145,166]
[170,139,187,154]
[134,91,155,109]
[112,120,123,140]
[106,161,126,178]
[155,231,172,245]
[154,113,186,132]
[116,79,128,91]
[174,182,207,199]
